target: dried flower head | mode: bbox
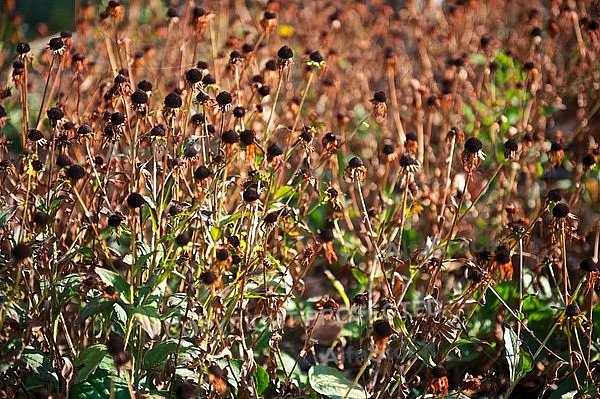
[504,139,518,160]
[261,10,277,35]
[372,319,394,356]
[315,296,340,320]
[461,137,485,173]
[48,37,66,56]
[370,91,388,122]
[429,365,449,396]
[343,156,367,183]
[216,91,233,112]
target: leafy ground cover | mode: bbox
[0,1,600,398]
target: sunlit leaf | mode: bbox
[308,365,367,399]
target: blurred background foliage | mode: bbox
[2,0,75,42]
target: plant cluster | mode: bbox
[0,0,600,398]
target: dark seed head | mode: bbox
[175,231,191,246]
[480,35,491,48]
[264,211,279,224]
[131,89,149,105]
[550,142,563,152]
[431,365,447,378]
[47,107,64,121]
[185,68,203,84]
[579,258,598,272]
[207,366,225,383]
[239,130,255,146]
[32,159,44,172]
[66,164,86,181]
[233,106,245,118]
[372,319,394,338]
[164,92,183,109]
[583,153,596,167]
[222,129,240,144]
[469,268,484,283]
[28,129,44,142]
[372,91,386,103]
[216,91,233,107]
[111,112,125,125]
[150,125,166,137]
[405,132,418,142]
[127,192,145,208]
[48,37,65,51]
[504,139,518,152]
[265,59,277,71]
[348,156,364,168]
[494,245,511,264]
[78,124,93,136]
[324,132,337,143]
[552,202,570,218]
[300,128,313,143]
[167,7,178,18]
[277,45,294,60]
[200,270,218,285]
[194,165,212,180]
[108,213,125,227]
[216,248,229,261]
[546,189,562,203]
[16,41,30,54]
[565,302,581,317]
[228,235,240,248]
[202,74,216,86]
[399,154,418,167]
[258,85,271,97]
[169,204,184,216]
[12,242,32,261]
[106,333,125,357]
[263,10,277,20]
[230,50,243,61]
[243,186,260,202]
[175,382,196,399]
[137,80,153,92]
[319,228,334,242]
[114,74,128,84]
[464,137,483,153]
[33,211,51,226]
[267,143,284,161]
[309,50,324,63]
[56,153,73,168]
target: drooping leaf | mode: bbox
[134,305,162,339]
[308,365,367,399]
[503,324,533,383]
[74,344,108,384]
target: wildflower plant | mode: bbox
[0,1,599,398]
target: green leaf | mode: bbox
[503,324,533,383]
[94,267,131,303]
[272,185,295,201]
[143,340,178,370]
[255,364,269,395]
[74,344,108,384]
[21,346,59,387]
[70,356,130,399]
[0,207,16,229]
[308,365,367,399]
[134,305,162,339]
